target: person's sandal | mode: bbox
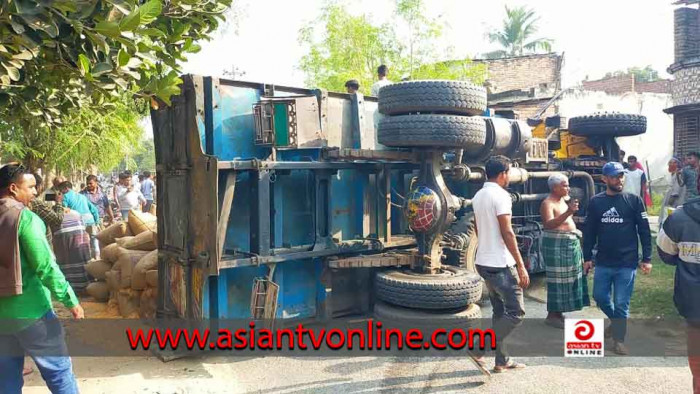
[468,353,492,377]
[612,341,629,356]
[493,360,526,373]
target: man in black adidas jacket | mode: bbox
[583,162,652,355]
[656,198,700,393]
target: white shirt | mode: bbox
[116,185,146,210]
[371,79,392,96]
[472,182,516,268]
[623,169,644,197]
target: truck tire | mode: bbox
[374,301,482,325]
[378,80,487,116]
[378,115,487,149]
[375,266,482,309]
[568,113,646,137]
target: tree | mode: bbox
[298,3,402,95]
[298,1,486,95]
[483,6,552,59]
[130,138,156,171]
[0,93,145,174]
[604,65,661,83]
[0,0,231,173]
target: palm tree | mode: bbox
[483,6,553,59]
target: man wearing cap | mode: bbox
[582,162,652,355]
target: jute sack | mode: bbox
[86,259,111,280]
[117,288,141,318]
[145,270,158,288]
[132,250,158,290]
[114,250,150,288]
[86,281,110,302]
[101,243,121,264]
[107,295,120,315]
[115,236,134,248]
[104,270,121,292]
[118,231,156,251]
[96,222,131,245]
[128,209,157,236]
[139,287,157,319]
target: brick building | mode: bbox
[664,0,700,156]
[473,53,563,120]
[582,75,671,95]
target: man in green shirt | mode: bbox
[0,163,84,394]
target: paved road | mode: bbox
[24,298,693,393]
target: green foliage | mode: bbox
[604,65,661,83]
[0,95,146,174]
[130,138,156,172]
[484,6,552,59]
[298,1,486,94]
[647,192,664,216]
[298,3,401,95]
[0,0,230,173]
[0,0,231,129]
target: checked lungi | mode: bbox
[52,211,91,292]
[542,230,591,313]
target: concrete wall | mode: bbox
[558,89,674,187]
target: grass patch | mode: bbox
[629,249,678,319]
[587,237,679,319]
[647,193,664,216]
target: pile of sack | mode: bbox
[85,209,159,319]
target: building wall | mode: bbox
[671,65,700,106]
[474,53,561,94]
[582,75,635,95]
[581,75,671,95]
[509,101,556,120]
[636,80,671,94]
[559,89,674,186]
[675,7,700,63]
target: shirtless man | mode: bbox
[540,175,578,232]
[539,174,590,328]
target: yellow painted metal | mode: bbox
[533,119,596,159]
[533,122,547,138]
[554,130,597,159]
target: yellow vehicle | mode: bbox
[532,118,597,159]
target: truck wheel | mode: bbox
[375,266,482,309]
[378,115,487,149]
[374,301,482,326]
[568,113,646,137]
[378,80,487,116]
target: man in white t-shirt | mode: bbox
[114,172,145,220]
[370,64,392,96]
[469,155,529,373]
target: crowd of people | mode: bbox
[467,156,698,391]
[0,164,155,392]
[2,150,700,392]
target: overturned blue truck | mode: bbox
[150,76,644,325]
